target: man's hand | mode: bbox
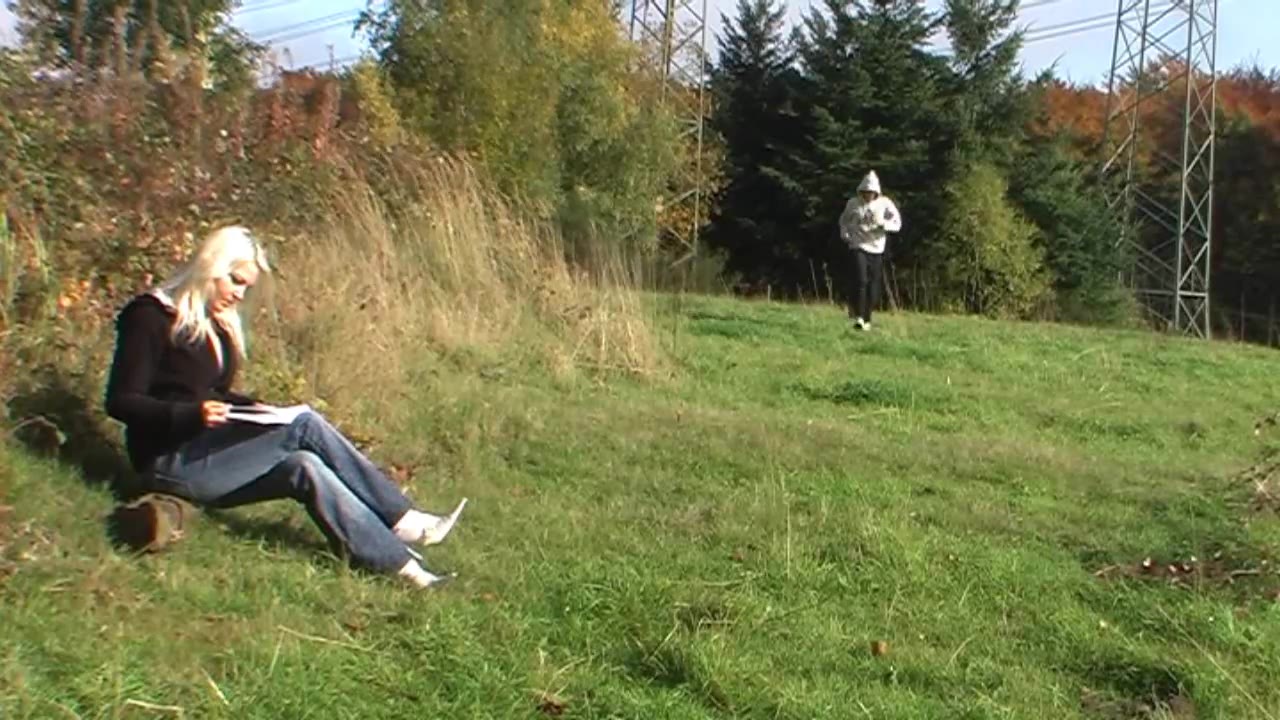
[201,400,230,427]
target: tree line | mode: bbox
[705,0,1280,340]
[5,0,1279,343]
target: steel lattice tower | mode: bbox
[629,0,710,266]
[1101,0,1219,338]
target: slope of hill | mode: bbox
[3,296,1279,719]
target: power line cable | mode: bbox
[929,1,1178,52]
[1021,0,1222,48]
[255,9,363,42]
[251,0,1181,67]
[921,1,1120,51]
[1024,7,1131,37]
[1020,0,1072,11]
[262,17,365,46]
[244,2,385,49]
[234,0,306,16]
[1022,17,1122,46]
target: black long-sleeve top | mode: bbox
[103,293,258,472]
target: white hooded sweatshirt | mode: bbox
[839,171,902,255]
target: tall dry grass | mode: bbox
[3,153,660,457]
[242,154,661,426]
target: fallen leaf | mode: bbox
[537,692,567,716]
[387,464,415,486]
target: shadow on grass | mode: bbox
[7,368,139,502]
[6,367,337,563]
[205,509,335,561]
[1073,650,1200,719]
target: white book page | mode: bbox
[225,404,312,426]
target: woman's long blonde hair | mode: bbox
[156,225,270,358]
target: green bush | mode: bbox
[0,42,661,451]
[1007,131,1134,325]
[361,0,684,252]
[930,160,1053,319]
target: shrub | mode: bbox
[1,47,661,455]
[929,160,1054,319]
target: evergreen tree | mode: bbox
[705,0,807,288]
[792,0,872,238]
[1008,76,1133,324]
[939,4,1130,325]
[1213,110,1280,335]
[941,0,1030,166]
[791,0,951,299]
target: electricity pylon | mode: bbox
[628,0,709,266]
[1100,0,1219,338]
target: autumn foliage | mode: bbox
[1030,62,1280,341]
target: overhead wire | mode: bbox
[254,9,365,43]
[237,2,386,48]
[243,0,1190,72]
[1021,0,1228,49]
[928,0,1184,53]
[232,0,306,16]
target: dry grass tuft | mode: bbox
[244,154,660,423]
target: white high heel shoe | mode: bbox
[421,498,468,546]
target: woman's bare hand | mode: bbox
[201,400,231,427]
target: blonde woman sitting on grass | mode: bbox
[104,226,466,589]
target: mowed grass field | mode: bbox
[3,294,1280,719]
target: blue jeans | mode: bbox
[149,410,414,573]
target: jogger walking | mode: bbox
[838,171,902,330]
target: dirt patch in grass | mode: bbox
[1092,551,1280,603]
[1236,452,1280,514]
[1088,450,1280,603]
[1074,647,1203,720]
[1081,686,1198,719]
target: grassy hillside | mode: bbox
[3,295,1280,719]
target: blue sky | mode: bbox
[1,0,1276,85]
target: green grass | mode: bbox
[4,295,1280,719]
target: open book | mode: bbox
[225,403,312,426]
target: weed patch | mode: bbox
[789,377,953,414]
